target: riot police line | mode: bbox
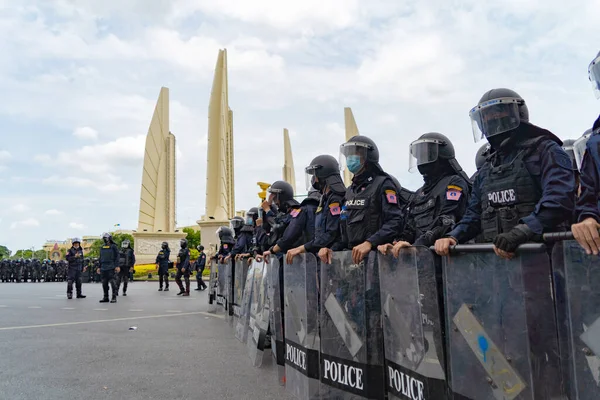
[204,238,600,400]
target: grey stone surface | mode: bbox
[0,282,294,400]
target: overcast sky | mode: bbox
[0,0,599,252]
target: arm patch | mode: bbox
[385,190,398,204]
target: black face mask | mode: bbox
[417,163,438,177]
[312,179,324,193]
[103,238,110,244]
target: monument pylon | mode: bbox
[343,107,360,186]
[282,128,296,193]
[197,49,235,249]
[132,87,186,264]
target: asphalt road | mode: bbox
[0,281,294,400]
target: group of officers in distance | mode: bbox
[0,258,69,283]
[208,50,600,275]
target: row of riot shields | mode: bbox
[210,241,600,400]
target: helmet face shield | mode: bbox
[305,164,319,191]
[589,54,600,99]
[230,218,244,230]
[408,138,442,172]
[469,98,522,142]
[339,143,369,174]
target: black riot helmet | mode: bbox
[574,128,593,171]
[245,207,259,225]
[305,154,346,194]
[102,232,112,244]
[589,50,600,99]
[268,181,294,206]
[339,135,380,175]
[161,242,168,250]
[561,139,578,172]
[217,226,235,244]
[230,216,244,231]
[469,88,529,143]
[408,132,455,172]
[180,238,188,249]
[197,245,204,252]
[475,143,491,170]
[122,239,130,249]
[72,237,81,245]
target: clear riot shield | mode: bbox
[443,248,563,400]
[247,259,270,367]
[232,259,248,323]
[552,240,600,400]
[207,259,219,313]
[379,247,448,400]
[236,260,256,344]
[268,256,286,386]
[319,251,385,399]
[225,260,236,317]
[216,261,227,310]
[284,252,320,398]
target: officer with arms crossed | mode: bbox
[116,239,135,296]
[322,135,404,264]
[175,238,191,296]
[156,242,170,291]
[66,238,87,299]
[286,155,346,264]
[572,51,600,255]
[98,232,120,303]
[435,88,575,259]
[379,133,471,256]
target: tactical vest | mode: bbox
[301,203,317,245]
[479,145,542,242]
[410,175,456,236]
[100,244,115,269]
[344,175,388,247]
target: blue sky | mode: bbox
[0,0,599,252]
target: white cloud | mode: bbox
[73,126,98,140]
[45,209,63,215]
[69,222,86,230]
[10,218,40,230]
[43,175,128,192]
[34,154,52,164]
[11,204,30,213]
[0,150,11,162]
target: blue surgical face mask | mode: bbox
[346,155,362,174]
[246,217,253,225]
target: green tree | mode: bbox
[0,245,11,259]
[183,227,201,249]
[87,239,104,258]
[111,233,135,248]
[189,248,199,261]
[87,234,134,258]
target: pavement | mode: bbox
[0,281,295,400]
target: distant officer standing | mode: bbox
[573,51,600,254]
[435,88,575,259]
[322,135,404,264]
[194,245,207,291]
[116,239,135,296]
[155,242,170,291]
[175,238,191,296]
[66,238,86,299]
[98,232,119,303]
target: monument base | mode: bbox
[196,218,229,258]
[132,231,187,265]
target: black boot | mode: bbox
[67,293,72,299]
[158,287,163,291]
[110,295,117,303]
[77,294,86,299]
[164,286,169,292]
[99,298,109,303]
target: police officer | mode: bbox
[216,226,235,262]
[472,142,491,181]
[175,238,191,296]
[97,232,119,303]
[435,88,575,259]
[379,133,471,256]
[66,238,86,299]
[194,245,207,291]
[227,216,252,262]
[248,207,269,257]
[261,180,316,261]
[155,242,170,291]
[322,135,404,264]
[286,155,346,264]
[116,239,135,296]
[572,50,600,254]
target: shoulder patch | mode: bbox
[446,188,462,201]
[290,208,301,218]
[329,202,341,216]
[223,244,228,249]
[316,206,323,213]
[385,190,398,204]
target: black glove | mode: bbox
[493,224,534,253]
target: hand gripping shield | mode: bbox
[379,247,448,400]
[443,248,563,400]
[284,252,320,398]
[319,251,385,399]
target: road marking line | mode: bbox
[28,306,41,309]
[0,311,223,331]
[0,305,7,308]
[165,310,182,313]
[129,309,144,312]
[62,307,75,310]
[94,308,108,311]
